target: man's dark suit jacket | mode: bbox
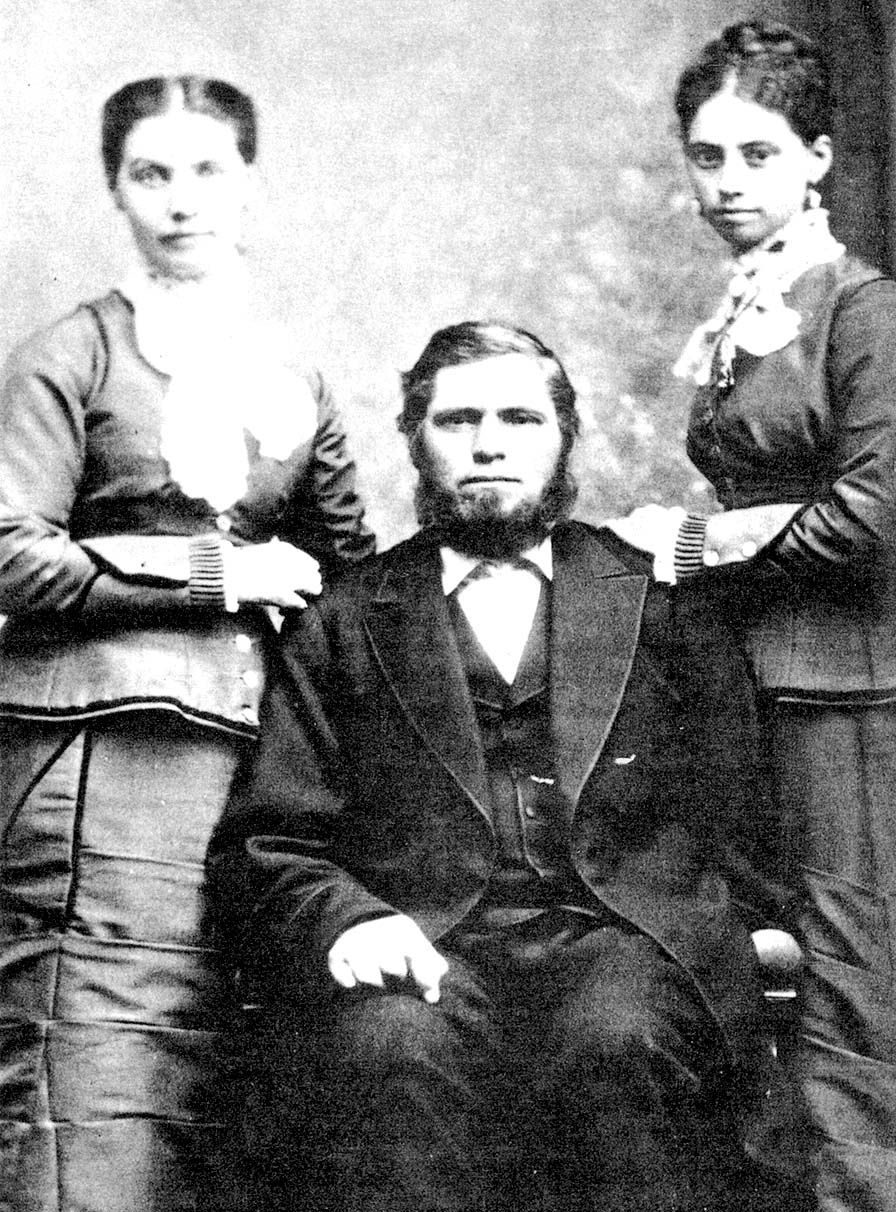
[210,520,786,1073]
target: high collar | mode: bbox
[439,537,554,595]
[674,207,846,387]
[731,205,845,292]
[116,259,317,513]
[118,257,251,374]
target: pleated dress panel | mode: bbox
[768,701,896,1212]
[0,711,247,1212]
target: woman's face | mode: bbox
[113,106,252,280]
[685,87,831,253]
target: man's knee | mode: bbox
[555,1003,692,1081]
[328,988,463,1080]
[546,976,715,1107]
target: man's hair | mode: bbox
[398,321,580,461]
[674,20,831,146]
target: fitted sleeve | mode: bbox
[759,279,896,583]
[281,370,376,573]
[209,599,397,990]
[0,309,107,613]
[0,308,220,620]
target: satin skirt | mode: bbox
[768,700,896,1212]
[0,713,247,1212]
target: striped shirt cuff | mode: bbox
[673,514,709,580]
[188,534,229,609]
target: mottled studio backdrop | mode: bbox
[0,0,890,547]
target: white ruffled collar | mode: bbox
[119,258,251,375]
[674,208,845,388]
[119,262,317,512]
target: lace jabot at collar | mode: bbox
[118,262,317,513]
[673,208,846,388]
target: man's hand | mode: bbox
[327,915,450,1004]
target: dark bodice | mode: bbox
[0,290,374,727]
[686,257,883,511]
[2,290,374,571]
[684,256,896,693]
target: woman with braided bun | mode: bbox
[609,20,896,1211]
[0,75,374,1210]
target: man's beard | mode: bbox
[414,460,577,561]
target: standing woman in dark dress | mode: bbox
[0,76,374,1210]
[609,21,896,1212]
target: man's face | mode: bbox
[416,353,564,524]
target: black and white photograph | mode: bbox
[1,2,894,1209]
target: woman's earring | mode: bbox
[690,197,704,217]
[805,187,821,210]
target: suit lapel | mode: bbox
[361,526,649,821]
[550,525,649,810]
[363,537,492,817]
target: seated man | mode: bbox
[210,321,795,1212]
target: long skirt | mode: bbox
[768,699,896,1212]
[0,711,248,1212]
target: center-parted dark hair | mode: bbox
[101,76,257,189]
[674,20,831,146]
[398,321,580,458]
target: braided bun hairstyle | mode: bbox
[674,20,831,145]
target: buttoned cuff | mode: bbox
[673,514,709,580]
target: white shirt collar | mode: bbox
[440,537,553,596]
